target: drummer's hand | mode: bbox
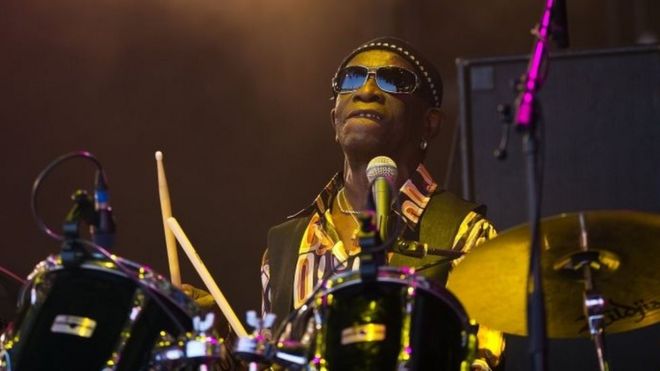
[471,358,492,371]
[474,324,505,370]
[181,283,215,311]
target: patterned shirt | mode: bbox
[260,164,496,314]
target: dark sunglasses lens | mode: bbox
[337,67,368,92]
[376,67,417,93]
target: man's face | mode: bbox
[331,49,428,160]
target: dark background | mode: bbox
[1,0,658,369]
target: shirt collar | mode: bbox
[288,163,438,229]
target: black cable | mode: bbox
[31,151,102,242]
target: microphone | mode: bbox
[91,169,116,249]
[366,156,397,242]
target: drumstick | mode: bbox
[167,217,248,337]
[156,151,182,288]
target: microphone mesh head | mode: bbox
[366,156,398,187]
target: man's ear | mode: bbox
[330,108,339,141]
[423,107,443,140]
[330,107,336,128]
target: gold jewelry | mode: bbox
[337,188,362,216]
[333,188,361,252]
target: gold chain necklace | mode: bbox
[337,188,362,215]
[335,188,361,251]
[336,188,361,226]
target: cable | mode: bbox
[31,151,102,242]
[0,266,25,285]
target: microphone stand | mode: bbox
[509,1,568,370]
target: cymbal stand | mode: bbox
[583,289,609,371]
[555,213,611,370]
[578,213,611,371]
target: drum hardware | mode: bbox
[552,248,611,371]
[150,312,226,370]
[234,311,276,366]
[557,213,611,371]
[234,310,324,370]
[395,272,416,367]
[60,189,97,266]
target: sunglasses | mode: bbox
[333,65,419,95]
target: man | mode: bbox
[261,37,504,370]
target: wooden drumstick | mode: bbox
[167,217,248,337]
[156,151,182,288]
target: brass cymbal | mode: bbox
[446,210,660,338]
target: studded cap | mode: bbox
[332,36,443,108]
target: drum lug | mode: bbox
[151,312,226,370]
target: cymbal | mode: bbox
[447,210,660,338]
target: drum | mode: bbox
[0,253,200,371]
[277,266,477,371]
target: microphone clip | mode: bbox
[391,238,465,260]
[91,169,116,249]
[61,189,95,266]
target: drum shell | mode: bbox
[323,281,471,370]
[1,255,198,371]
[280,267,477,371]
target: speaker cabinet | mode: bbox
[457,45,660,229]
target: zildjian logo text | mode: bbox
[577,298,660,334]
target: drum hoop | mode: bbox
[320,266,471,327]
[24,254,199,318]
